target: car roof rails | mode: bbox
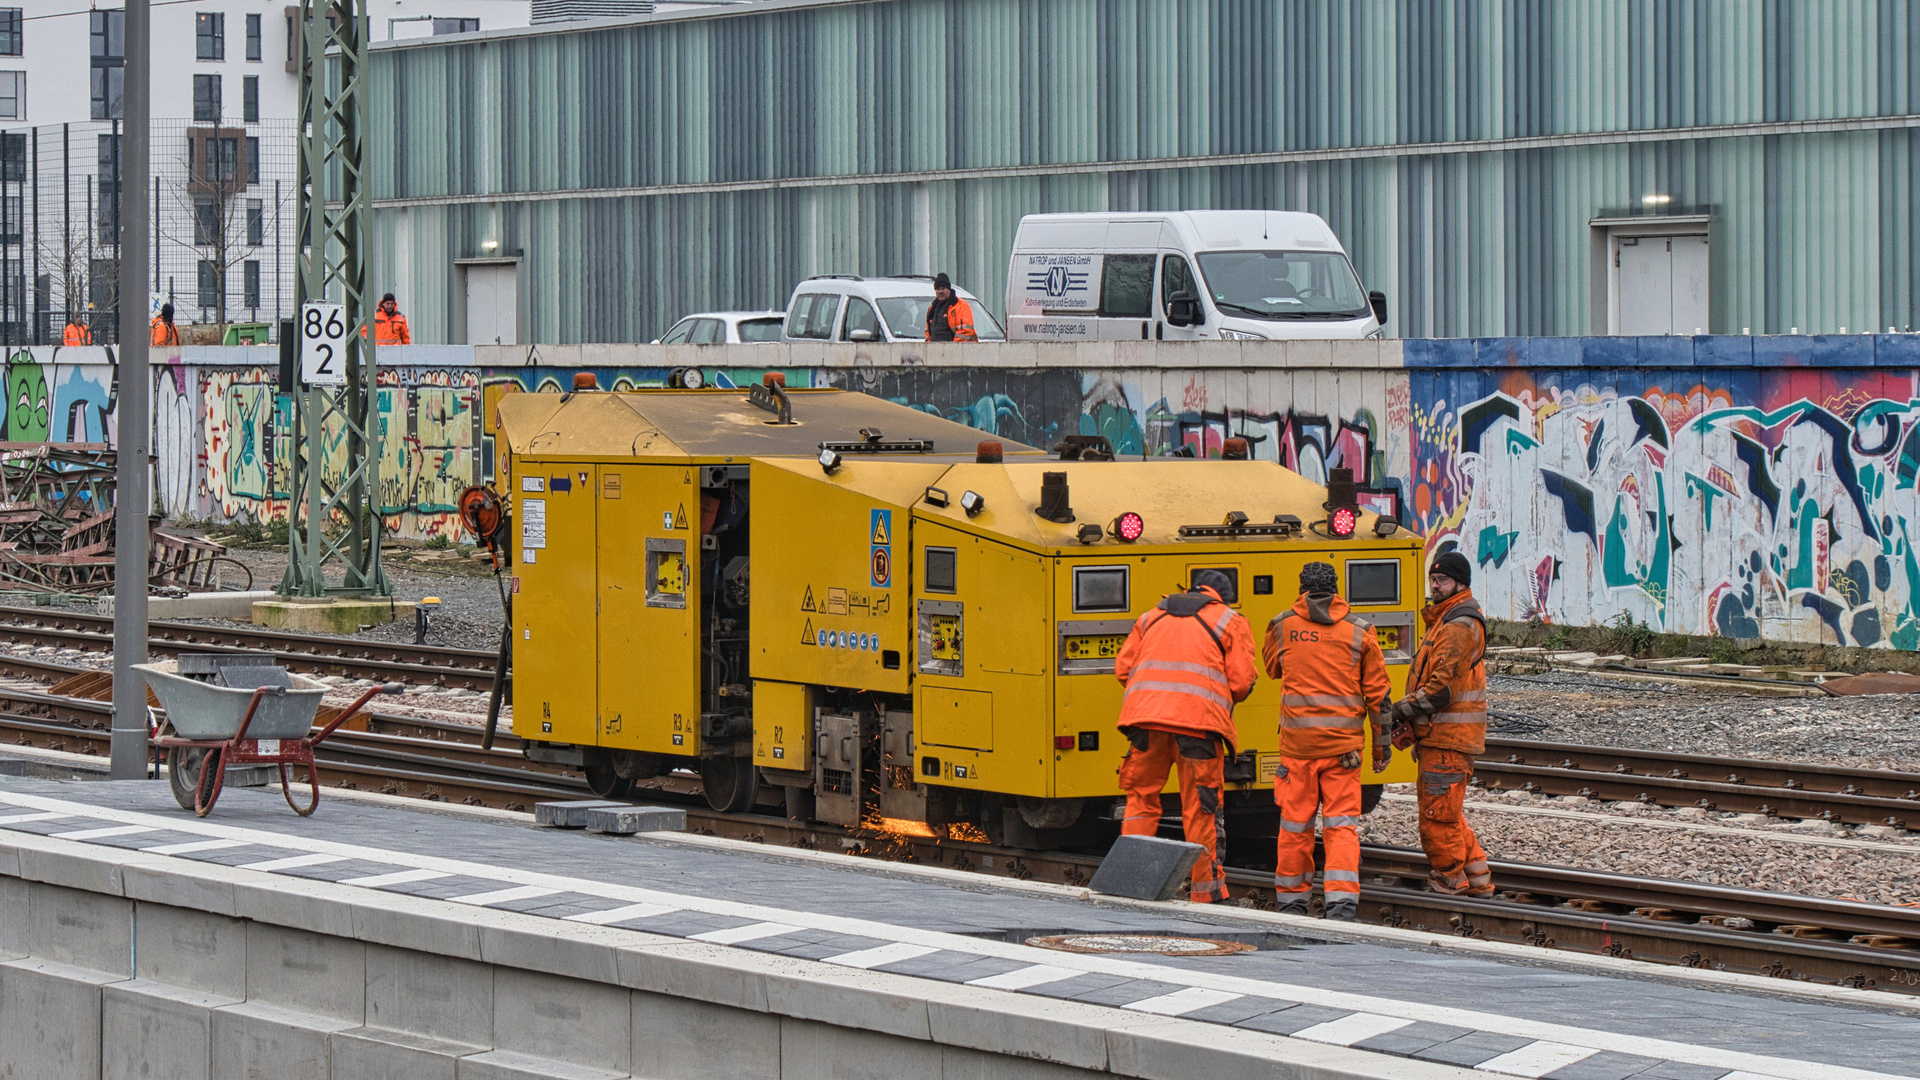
[879,274,934,281]
[806,274,864,281]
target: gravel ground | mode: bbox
[1487,669,1920,773]
[1361,788,1920,906]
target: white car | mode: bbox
[654,310,787,344]
[782,275,1006,343]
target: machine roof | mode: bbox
[497,387,1042,461]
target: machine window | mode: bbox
[925,547,957,593]
[1347,560,1400,606]
[1073,566,1129,613]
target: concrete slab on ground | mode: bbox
[252,598,416,632]
[102,590,279,620]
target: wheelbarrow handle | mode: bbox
[311,682,407,745]
[230,685,282,744]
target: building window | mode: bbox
[193,74,220,122]
[196,13,224,60]
[245,13,261,61]
[202,136,238,184]
[243,261,260,309]
[0,195,20,245]
[246,200,263,245]
[0,71,21,121]
[97,135,122,244]
[246,136,259,183]
[194,200,219,246]
[242,75,258,122]
[0,10,21,56]
[0,133,22,184]
[198,261,220,310]
[433,18,480,34]
[90,11,125,120]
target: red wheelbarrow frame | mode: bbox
[152,682,398,818]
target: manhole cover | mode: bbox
[1024,934,1254,956]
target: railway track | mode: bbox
[0,605,502,691]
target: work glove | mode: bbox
[1337,750,1362,770]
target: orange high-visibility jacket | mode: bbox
[1114,586,1257,748]
[926,296,978,342]
[150,317,180,347]
[1263,592,1390,759]
[374,309,411,345]
[63,322,91,345]
[1407,589,1488,755]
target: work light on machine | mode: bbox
[1108,511,1145,542]
[818,448,842,474]
[959,490,987,516]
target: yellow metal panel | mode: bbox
[509,459,597,746]
[921,687,994,751]
[597,463,703,755]
[752,680,812,771]
[749,459,949,694]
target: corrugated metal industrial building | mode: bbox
[368,0,1920,344]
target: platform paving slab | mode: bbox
[0,778,1915,1080]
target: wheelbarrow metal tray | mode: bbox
[135,661,328,741]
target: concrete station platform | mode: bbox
[0,771,1915,1080]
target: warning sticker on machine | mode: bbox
[870,508,892,588]
[801,586,817,612]
[799,618,816,646]
[827,587,849,615]
[520,499,546,550]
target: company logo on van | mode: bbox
[1029,265,1090,299]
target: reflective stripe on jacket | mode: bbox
[926,296,978,343]
[150,317,180,347]
[1114,586,1257,748]
[1409,589,1488,755]
[63,323,91,345]
[374,310,411,345]
[1262,592,1390,759]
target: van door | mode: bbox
[1157,253,1204,341]
[1096,254,1155,340]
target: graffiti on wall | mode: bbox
[0,348,117,444]
[1412,370,1920,647]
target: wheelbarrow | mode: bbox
[138,657,401,817]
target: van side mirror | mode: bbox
[1368,290,1388,327]
[848,329,877,342]
[1167,291,1203,327]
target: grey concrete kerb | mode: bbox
[0,829,1482,1080]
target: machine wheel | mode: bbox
[700,755,758,814]
[583,751,633,800]
[167,747,217,813]
[1360,784,1383,815]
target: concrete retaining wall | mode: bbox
[25,335,1920,647]
[0,828,1462,1080]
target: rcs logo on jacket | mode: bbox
[1287,628,1321,642]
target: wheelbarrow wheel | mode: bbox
[167,747,216,813]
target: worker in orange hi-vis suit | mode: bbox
[1112,569,1257,903]
[1264,561,1390,921]
[63,315,92,345]
[1388,550,1493,897]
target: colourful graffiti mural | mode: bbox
[1411,368,1920,647]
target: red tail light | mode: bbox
[1330,507,1358,539]
[1111,512,1145,542]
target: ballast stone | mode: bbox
[534,800,627,828]
[1088,834,1204,902]
[584,806,687,835]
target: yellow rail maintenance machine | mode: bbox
[497,376,1422,846]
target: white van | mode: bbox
[782,275,1006,343]
[1004,211,1386,342]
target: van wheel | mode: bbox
[1361,784,1383,815]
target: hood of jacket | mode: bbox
[1291,591,1349,625]
[1422,588,1480,629]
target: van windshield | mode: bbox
[876,295,1006,340]
[1195,250,1370,320]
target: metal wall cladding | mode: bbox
[370,0,1920,344]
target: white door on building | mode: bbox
[1614,235,1709,334]
[465,264,518,345]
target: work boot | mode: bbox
[1276,896,1311,916]
[1323,899,1358,922]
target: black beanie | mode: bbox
[933,272,952,290]
[1431,551,1472,587]
[1299,562,1338,596]
[1190,568,1235,603]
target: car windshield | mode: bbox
[1194,250,1369,320]
[875,295,1006,340]
[736,317,783,343]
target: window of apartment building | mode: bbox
[0,10,22,57]
[243,75,258,122]
[433,18,480,34]
[198,261,219,309]
[246,136,259,182]
[245,13,261,61]
[1,134,23,184]
[243,261,260,308]
[98,135,122,244]
[195,200,219,246]
[91,11,125,120]
[0,195,20,245]
[193,74,220,122]
[0,72,22,121]
[202,136,238,184]
[197,13,224,60]
[246,199,263,245]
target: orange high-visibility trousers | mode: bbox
[1416,746,1493,896]
[1118,728,1228,903]
[1273,755,1362,904]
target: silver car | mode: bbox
[654,310,787,344]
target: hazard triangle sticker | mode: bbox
[801,586,817,612]
[799,618,816,646]
[672,503,688,529]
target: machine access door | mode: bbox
[511,463,598,747]
[596,464,703,755]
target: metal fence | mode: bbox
[0,118,297,345]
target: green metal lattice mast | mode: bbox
[283,0,389,597]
